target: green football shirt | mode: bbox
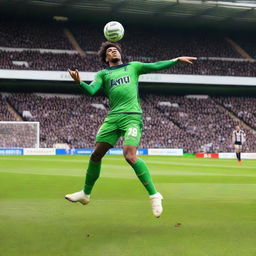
[79,60,178,115]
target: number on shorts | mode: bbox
[128,127,138,137]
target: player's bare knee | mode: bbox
[90,151,103,162]
[124,152,137,165]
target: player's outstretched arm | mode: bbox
[68,69,103,96]
[137,57,197,74]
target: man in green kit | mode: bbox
[65,41,197,218]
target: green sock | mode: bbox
[131,158,157,196]
[83,160,101,195]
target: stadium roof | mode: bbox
[1,0,256,29]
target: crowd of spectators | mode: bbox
[7,93,108,148]
[139,97,199,152]
[0,20,255,151]
[0,19,72,49]
[142,58,256,77]
[214,96,256,130]
[71,25,240,58]
[0,96,15,121]
[155,95,256,152]
[69,24,104,52]
[1,19,256,76]
[3,93,256,152]
[1,50,256,77]
[1,96,38,148]
[230,33,256,59]
[0,19,247,61]
[0,122,38,148]
[0,50,102,71]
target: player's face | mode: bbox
[235,126,240,131]
[106,47,121,63]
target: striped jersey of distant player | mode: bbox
[232,129,246,145]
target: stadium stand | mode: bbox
[153,94,256,152]
[0,95,15,121]
[0,19,255,153]
[139,96,200,152]
[0,122,37,148]
[1,50,256,76]
[0,19,72,49]
[1,19,256,76]
[6,93,108,148]
[0,50,101,71]
[231,34,256,59]
[214,96,256,130]
[3,93,256,152]
[71,25,240,58]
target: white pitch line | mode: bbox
[1,165,256,178]
[0,156,255,170]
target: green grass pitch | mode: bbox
[0,155,256,256]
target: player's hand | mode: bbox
[68,69,81,83]
[178,57,197,64]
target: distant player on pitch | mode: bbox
[66,41,196,217]
[232,125,246,164]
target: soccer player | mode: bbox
[65,41,197,217]
[232,125,246,163]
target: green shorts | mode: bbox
[96,113,143,147]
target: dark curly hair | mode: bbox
[98,41,122,66]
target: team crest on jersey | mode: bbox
[110,76,130,87]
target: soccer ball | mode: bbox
[104,21,124,42]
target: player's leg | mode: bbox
[237,145,242,163]
[121,116,157,195]
[121,115,163,217]
[123,145,163,218]
[234,144,241,163]
[65,118,120,205]
[84,142,113,194]
[65,142,112,204]
[235,144,239,161]
[123,145,157,195]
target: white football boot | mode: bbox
[65,190,90,205]
[150,192,163,218]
